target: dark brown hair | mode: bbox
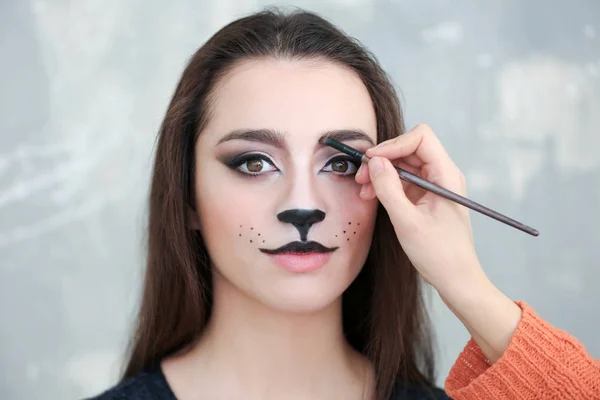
[123,7,436,400]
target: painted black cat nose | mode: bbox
[277,209,326,242]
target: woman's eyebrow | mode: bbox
[319,129,375,146]
[215,128,375,149]
[217,128,286,148]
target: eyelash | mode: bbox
[226,153,277,178]
[226,153,360,178]
[323,156,360,176]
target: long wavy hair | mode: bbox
[123,8,436,400]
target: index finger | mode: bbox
[366,124,452,167]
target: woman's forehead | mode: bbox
[201,58,378,146]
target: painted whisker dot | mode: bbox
[262,240,265,243]
[354,232,356,234]
[251,227,254,230]
[343,231,346,234]
[250,240,253,243]
[335,235,338,237]
[258,233,261,236]
[347,238,350,241]
[239,234,242,236]
[348,222,351,225]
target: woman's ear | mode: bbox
[188,206,201,231]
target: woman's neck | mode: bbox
[162,272,374,399]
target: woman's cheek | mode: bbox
[328,182,378,240]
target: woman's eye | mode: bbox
[331,160,350,173]
[323,157,359,175]
[245,158,265,173]
[235,155,277,175]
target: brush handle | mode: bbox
[394,166,539,236]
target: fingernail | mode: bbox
[357,163,364,175]
[360,184,367,196]
[369,157,384,177]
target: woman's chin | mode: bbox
[254,278,349,314]
[213,259,362,314]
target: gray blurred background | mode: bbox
[1,0,599,399]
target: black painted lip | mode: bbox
[259,241,338,255]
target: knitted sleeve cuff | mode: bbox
[444,301,599,400]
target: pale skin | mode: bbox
[162,58,522,399]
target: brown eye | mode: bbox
[233,154,277,175]
[246,158,263,172]
[324,156,358,175]
[331,160,349,173]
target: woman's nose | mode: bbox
[276,209,326,242]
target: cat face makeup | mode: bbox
[192,58,378,313]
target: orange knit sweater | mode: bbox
[443,301,600,399]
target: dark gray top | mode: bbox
[86,361,451,400]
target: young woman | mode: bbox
[89,8,599,400]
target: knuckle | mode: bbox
[415,123,433,135]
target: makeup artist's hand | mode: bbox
[355,123,482,290]
[355,124,522,363]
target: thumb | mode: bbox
[368,156,416,223]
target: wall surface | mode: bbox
[1,0,599,398]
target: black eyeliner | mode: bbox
[222,152,278,178]
[223,152,274,168]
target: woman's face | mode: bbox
[193,58,378,313]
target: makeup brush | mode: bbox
[322,137,539,237]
